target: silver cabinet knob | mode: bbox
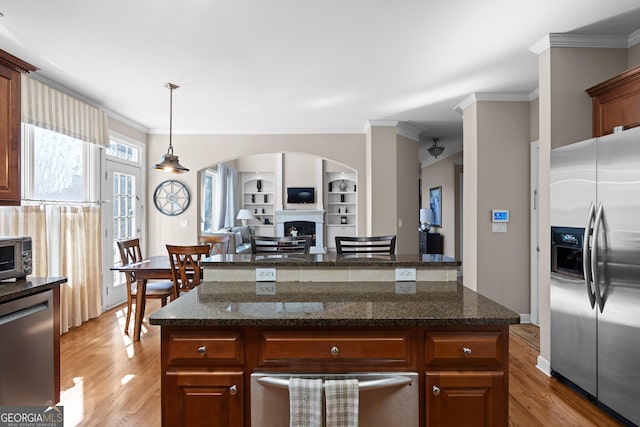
[229,385,237,395]
[197,346,206,355]
[462,347,472,356]
[331,346,340,356]
[432,386,441,396]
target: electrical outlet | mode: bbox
[395,268,416,281]
[256,268,276,282]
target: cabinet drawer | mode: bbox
[425,331,503,369]
[167,330,244,365]
[259,329,413,367]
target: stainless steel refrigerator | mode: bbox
[551,126,640,425]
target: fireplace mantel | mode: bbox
[275,210,325,253]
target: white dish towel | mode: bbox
[289,378,323,427]
[325,379,359,427]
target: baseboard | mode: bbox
[536,355,551,377]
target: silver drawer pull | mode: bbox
[462,347,472,356]
[197,346,206,355]
[330,346,340,356]
[229,385,237,395]
[432,386,441,396]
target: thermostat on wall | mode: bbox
[492,210,509,223]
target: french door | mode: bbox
[102,159,142,309]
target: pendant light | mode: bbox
[154,83,189,173]
[428,137,445,158]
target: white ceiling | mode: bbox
[2,0,640,162]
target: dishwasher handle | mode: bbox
[257,375,413,391]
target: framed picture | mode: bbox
[429,186,442,227]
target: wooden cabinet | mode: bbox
[419,232,443,255]
[165,371,244,427]
[0,50,36,206]
[425,372,505,427]
[587,64,640,137]
[424,328,509,427]
[162,328,245,426]
[161,325,508,426]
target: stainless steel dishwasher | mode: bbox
[0,290,55,405]
[251,372,419,426]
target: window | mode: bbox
[107,138,140,163]
[201,169,217,232]
[22,124,100,203]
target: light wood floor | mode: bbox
[60,300,624,426]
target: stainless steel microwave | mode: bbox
[0,236,33,281]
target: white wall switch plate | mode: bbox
[395,267,417,281]
[256,268,276,282]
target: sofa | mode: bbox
[208,226,253,254]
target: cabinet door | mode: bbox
[426,371,506,427]
[165,371,243,427]
[0,64,20,205]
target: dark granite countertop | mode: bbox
[200,253,461,267]
[0,277,67,303]
[149,281,519,327]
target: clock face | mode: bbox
[153,180,190,216]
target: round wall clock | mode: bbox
[153,179,190,216]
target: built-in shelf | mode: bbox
[241,173,275,234]
[325,172,357,250]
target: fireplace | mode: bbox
[275,210,325,253]
[284,221,316,245]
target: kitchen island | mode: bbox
[150,277,519,427]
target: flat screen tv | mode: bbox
[287,187,315,204]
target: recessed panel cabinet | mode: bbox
[0,50,36,206]
[160,325,509,426]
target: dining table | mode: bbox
[111,255,174,341]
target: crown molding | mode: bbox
[396,121,424,141]
[363,120,398,133]
[530,33,632,55]
[529,88,539,101]
[454,92,531,114]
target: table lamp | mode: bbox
[236,209,254,226]
[419,208,432,232]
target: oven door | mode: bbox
[251,372,418,427]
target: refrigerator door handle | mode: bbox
[583,202,596,309]
[591,202,605,313]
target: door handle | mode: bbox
[583,202,596,309]
[257,375,413,391]
[592,203,605,313]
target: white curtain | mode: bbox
[21,75,110,148]
[214,163,239,230]
[0,205,102,333]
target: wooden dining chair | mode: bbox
[166,244,211,298]
[250,235,312,254]
[197,235,232,256]
[117,238,174,335]
[335,235,397,255]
